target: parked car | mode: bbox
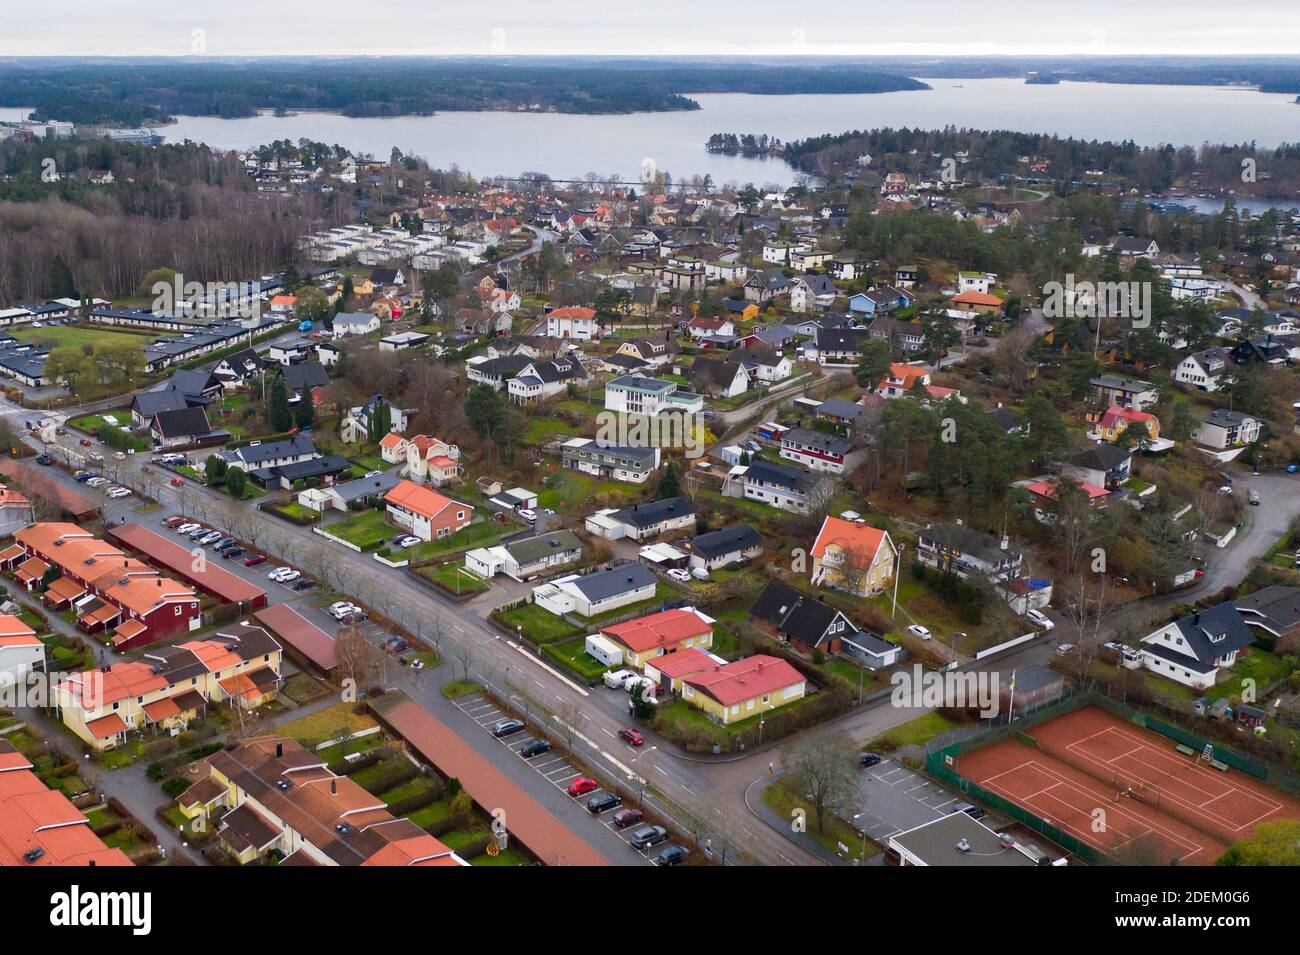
[612,807,644,829]
[396,535,420,548]
[188,526,210,539]
[383,637,412,654]
[860,751,882,768]
[106,487,132,499]
[243,554,266,567]
[221,547,245,560]
[519,739,552,758]
[952,802,987,820]
[277,570,302,584]
[653,844,689,866]
[164,516,187,528]
[197,531,223,546]
[170,477,184,487]
[603,669,637,689]
[74,471,93,482]
[1026,609,1054,631]
[490,718,525,738]
[629,825,669,849]
[34,454,51,465]
[1249,489,1261,505]
[690,567,710,580]
[212,537,236,551]
[566,776,598,797]
[586,791,622,814]
[291,578,314,591]
[907,624,932,640]
[667,568,691,583]
[618,727,645,746]
[1055,643,1076,657]
[176,523,200,535]
[79,438,92,447]
[517,508,537,523]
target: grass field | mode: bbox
[280,702,377,749]
[12,324,152,352]
[323,508,393,549]
[497,602,581,643]
[542,636,608,680]
[418,561,489,596]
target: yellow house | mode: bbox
[601,607,713,671]
[681,655,806,726]
[1097,405,1160,445]
[54,630,282,751]
[809,516,897,598]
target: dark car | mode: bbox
[35,454,51,465]
[221,547,246,560]
[291,578,315,591]
[612,807,644,829]
[383,637,412,654]
[953,802,987,820]
[860,751,882,768]
[629,825,669,850]
[213,538,237,552]
[586,791,622,814]
[490,718,525,738]
[519,739,552,758]
[653,844,689,866]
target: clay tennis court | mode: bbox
[954,706,1300,865]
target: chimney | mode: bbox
[275,741,283,758]
[331,779,337,796]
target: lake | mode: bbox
[156,79,1300,188]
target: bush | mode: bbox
[423,810,471,837]
[162,777,191,799]
[457,834,495,859]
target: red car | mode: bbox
[243,554,267,567]
[567,777,598,797]
[169,477,184,487]
[79,438,92,447]
[618,728,645,746]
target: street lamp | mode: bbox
[851,812,869,863]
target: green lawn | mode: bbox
[273,502,319,521]
[762,779,878,864]
[280,702,378,748]
[524,417,578,444]
[323,508,393,550]
[542,636,609,680]
[12,324,152,352]
[537,469,596,511]
[418,561,489,596]
[498,602,581,643]
[407,521,506,562]
[1213,650,1290,702]
[441,679,483,699]
[871,711,956,750]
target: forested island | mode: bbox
[0,59,927,126]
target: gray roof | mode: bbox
[918,523,1015,565]
[568,562,657,602]
[1234,586,1300,635]
[744,458,826,495]
[331,471,400,503]
[333,311,376,328]
[781,427,852,456]
[690,524,763,559]
[232,435,317,465]
[1202,408,1257,428]
[816,397,867,421]
[890,812,1040,867]
[505,529,583,565]
[1167,603,1256,665]
[611,496,694,529]
[1069,443,1132,472]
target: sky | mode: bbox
[2,1,1298,57]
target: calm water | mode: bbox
[154,79,1300,187]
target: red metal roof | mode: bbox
[107,523,267,608]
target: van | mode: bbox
[603,669,636,689]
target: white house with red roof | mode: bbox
[810,516,897,597]
[546,306,601,340]
[876,362,931,399]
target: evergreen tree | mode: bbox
[268,376,292,432]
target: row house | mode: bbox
[561,438,660,483]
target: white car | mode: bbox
[86,477,108,487]
[268,567,296,582]
[667,568,691,583]
[907,624,933,641]
[277,570,301,583]
[1055,643,1076,657]
[517,508,537,523]
[113,452,126,460]
[330,602,360,621]
[603,669,636,689]
[1026,609,1055,631]
[396,535,420,548]
[176,523,200,535]
[106,487,133,499]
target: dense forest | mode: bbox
[778,126,1300,194]
[0,138,328,305]
[0,60,927,126]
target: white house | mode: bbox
[530,563,657,618]
[0,614,43,692]
[332,311,381,337]
[604,375,704,415]
[1139,603,1255,690]
[1172,347,1232,392]
[1194,409,1262,450]
[545,306,601,340]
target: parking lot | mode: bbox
[450,690,682,865]
[850,757,974,844]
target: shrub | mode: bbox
[162,777,191,799]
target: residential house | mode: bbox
[14,523,200,651]
[876,362,931,399]
[220,435,320,473]
[53,628,282,750]
[0,487,33,538]
[465,354,533,391]
[275,362,330,403]
[615,335,678,369]
[743,269,789,304]
[178,736,465,866]
[297,471,400,513]
[750,579,889,662]
[507,356,588,405]
[867,316,926,354]
[561,438,660,484]
[332,311,381,337]
[1090,375,1159,411]
[600,606,714,671]
[341,396,409,444]
[809,327,872,367]
[917,522,1024,582]
[384,480,474,542]
[149,406,216,448]
[789,274,837,313]
[586,497,695,542]
[809,516,897,597]
[1096,405,1160,446]
[379,331,431,352]
[1139,603,1256,690]
[1063,444,1133,491]
[1173,347,1232,392]
[212,348,270,389]
[726,458,832,514]
[531,562,657,618]
[687,524,764,571]
[604,375,704,415]
[464,529,584,582]
[0,614,42,689]
[402,435,463,486]
[688,357,748,398]
[848,285,913,317]
[685,315,736,340]
[1234,586,1300,643]
[1111,236,1160,263]
[1194,408,1262,450]
[779,427,857,474]
[546,306,601,340]
[679,654,806,725]
[957,272,997,294]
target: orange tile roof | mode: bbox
[950,290,1003,307]
[1099,405,1155,431]
[58,661,166,708]
[112,619,147,644]
[142,697,181,721]
[683,654,804,707]
[601,608,712,654]
[1026,479,1110,502]
[548,306,596,320]
[645,647,714,678]
[0,487,29,506]
[219,672,260,700]
[384,479,472,521]
[881,362,929,389]
[0,614,37,646]
[45,576,87,604]
[14,556,48,583]
[379,432,407,450]
[85,713,129,739]
[810,516,890,566]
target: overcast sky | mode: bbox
[2,1,1297,57]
